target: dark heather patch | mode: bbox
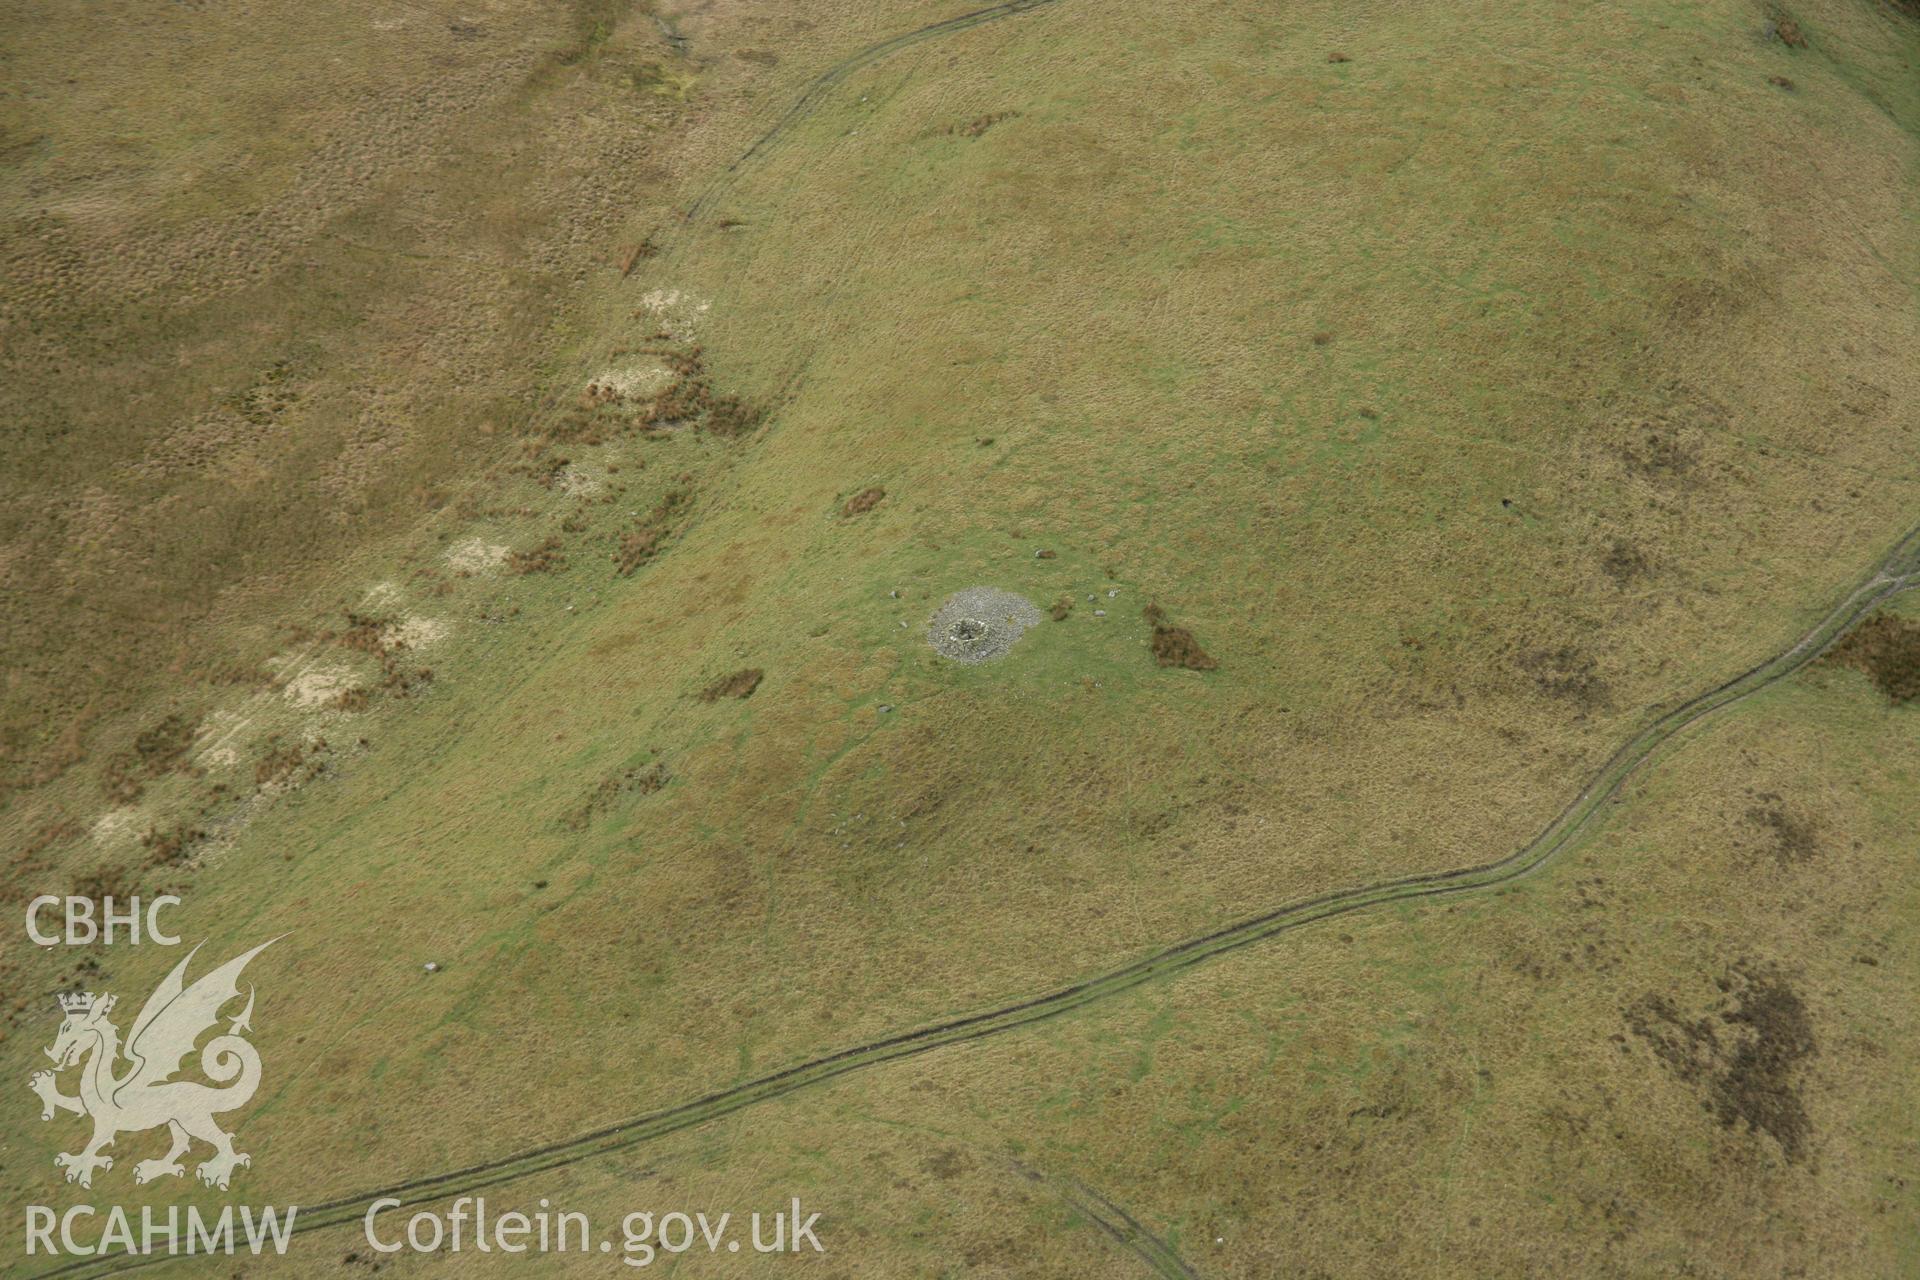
[1609,382,1729,489]
[564,760,670,830]
[1624,994,1719,1084]
[1150,625,1216,670]
[1517,644,1612,712]
[100,711,201,803]
[925,1147,969,1180]
[1826,612,1920,703]
[1626,960,1817,1163]
[943,111,1017,138]
[1622,429,1699,482]
[141,823,206,868]
[1601,539,1650,584]
[699,668,764,702]
[1742,793,1819,865]
[1143,603,1217,670]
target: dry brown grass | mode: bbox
[0,0,746,799]
[618,238,660,276]
[140,822,204,868]
[509,536,568,575]
[563,759,671,831]
[469,679,1917,1280]
[615,489,692,575]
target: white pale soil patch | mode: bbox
[635,287,711,339]
[192,707,255,768]
[362,581,404,609]
[283,662,358,710]
[391,614,449,649]
[445,537,510,574]
[554,464,603,498]
[90,807,144,847]
[590,359,674,400]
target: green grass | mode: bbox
[4,0,1920,1273]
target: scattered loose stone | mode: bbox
[928,587,1044,663]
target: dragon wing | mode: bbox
[122,937,280,1092]
[124,942,201,1063]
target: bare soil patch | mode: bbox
[564,760,670,830]
[699,669,764,702]
[841,487,885,517]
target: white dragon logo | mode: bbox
[29,938,277,1190]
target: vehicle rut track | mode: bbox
[39,522,1920,1277]
[677,0,1065,231]
[449,0,1067,587]
[1046,1175,1203,1279]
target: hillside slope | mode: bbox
[4,0,1918,1274]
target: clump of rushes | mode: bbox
[1144,603,1217,670]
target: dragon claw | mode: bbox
[54,1151,110,1188]
[196,1151,249,1190]
[30,1070,54,1120]
[134,1158,185,1185]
